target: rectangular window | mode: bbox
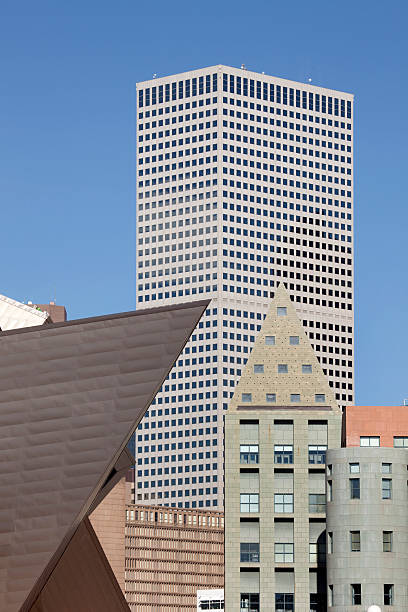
[242,393,252,403]
[278,364,288,373]
[302,364,312,373]
[277,307,287,316]
[274,445,293,464]
[308,445,327,464]
[349,462,360,474]
[240,444,259,464]
[265,335,275,345]
[350,531,361,552]
[360,436,380,447]
[289,336,299,345]
[383,531,393,552]
[382,463,392,474]
[315,394,326,403]
[382,478,392,499]
[240,593,259,612]
[351,584,361,605]
[384,584,394,605]
[350,478,360,499]
[275,593,294,611]
[254,364,264,374]
[274,542,294,562]
[327,480,332,501]
[240,493,259,513]
[328,532,333,554]
[309,493,326,513]
[328,585,333,606]
[266,393,276,403]
[274,493,293,513]
[240,542,260,562]
[309,541,326,563]
[290,393,300,402]
[394,436,408,447]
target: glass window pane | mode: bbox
[277,307,287,316]
[302,364,312,373]
[254,364,264,374]
[289,336,299,345]
[278,364,288,373]
[265,335,275,345]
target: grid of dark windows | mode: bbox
[139,73,218,107]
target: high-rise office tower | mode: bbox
[135,65,354,509]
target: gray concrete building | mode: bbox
[326,447,408,610]
[135,65,354,510]
[224,284,342,611]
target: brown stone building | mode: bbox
[125,503,224,611]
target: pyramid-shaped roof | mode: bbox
[228,284,339,411]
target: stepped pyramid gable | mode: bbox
[228,284,339,411]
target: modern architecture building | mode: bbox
[0,299,208,611]
[326,405,408,610]
[125,502,224,611]
[135,64,354,509]
[0,293,49,330]
[224,284,342,611]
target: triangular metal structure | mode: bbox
[0,300,209,611]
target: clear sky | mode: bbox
[0,0,407,405]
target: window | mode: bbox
[242,393,252,403]
[394,436,408,447]
[240,593,259,612]
[265,335,275,345]
[383,531,392,552]
[277,307,287,316]
[382,462,392,474]
[274,445,293,464]
[274,542,294,562]
[350,478,360,499]
[240,493,259,513]
[308,445,327,464]
[275,593,294,611]
[240,444,259,464]
[349,462,360,473]
[290,393,300,402]
[274,493,293,513]
[382,478,392,499]
[315,394,326,403]
[327,532,333,554]
[327,480,332,501]
[302,364,312,373]
[289,336,299,345]
[266,393,276,403]
[351,584,361,605]
[384,584,394,605]
[309,493,326,513]
[360,436,380,447]
[309,541,326,563]
[310,594,325,611]
[278,364,288,373]
[328,585,333,606]
[254,364,264,374]
[240,542,259,562]
[350,531,360,552]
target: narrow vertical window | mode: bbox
[350,478,360,499]
[351,584,361,605]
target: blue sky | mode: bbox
[0,0,407,405]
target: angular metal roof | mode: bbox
[0,300,209,611]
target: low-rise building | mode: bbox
[125,503,224,611]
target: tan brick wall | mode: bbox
[90,477,126,592]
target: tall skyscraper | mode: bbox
[135,65,354,509]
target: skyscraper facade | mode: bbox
[135,65,354,509]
